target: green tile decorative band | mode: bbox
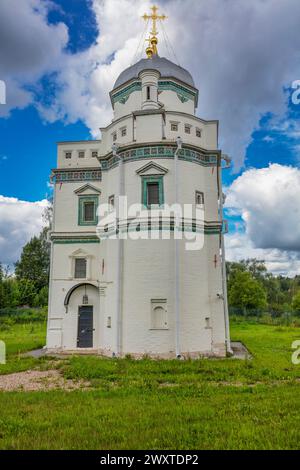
[53,169,102,183]
[111,82,142,105]
[111,80,197,106]
[52,238,100,244]
[101,146,218,171]
[98,219,221,238]
[158,81,198,103]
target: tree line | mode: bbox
[1,223,300,316]
[0,228,50,309]
[227,259,300,316]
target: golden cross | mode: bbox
[142,5,167,56]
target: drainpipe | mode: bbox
[113,143,124,357]
[174,137,182,358]
[219,153,232,355]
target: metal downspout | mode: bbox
[175,137,182,358]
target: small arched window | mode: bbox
[151,299,168,329]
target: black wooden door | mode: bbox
[77,306,93,348]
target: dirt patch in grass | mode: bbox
[0,370,90,392]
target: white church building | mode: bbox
[46,7,231,358]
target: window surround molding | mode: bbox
[78,195,99,226]
[196,127,202,138]
[170,121,179,132]
[184,124,192,134]
[136,161,168,209]
[142,176,164,209]
[78,150,85,158]
[74,184,101,227]
[68,249,93,281]
[120,126,127,137]
[150,299,168,330]
[195,190,205,206]
[64,150,72,159]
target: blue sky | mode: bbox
[1,0,300,275]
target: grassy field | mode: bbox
[0,316,300,449]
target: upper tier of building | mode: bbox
[110,54,199,120]
[114,56,195,89]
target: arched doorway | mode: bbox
[63,283,99,349]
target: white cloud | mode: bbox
[225,232,300,277]
[0,196,48,265]
[225,164,300,276]
[0,0,68,116]
[2,0,300,167]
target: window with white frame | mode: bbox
[196,128,202,138]
[74,258,87,279]
[151,299,168,330]
[120,127,127,137]
[78,150,85,158]
[91,150,98,158]
[185,124,192,134]
[195,191,205,206]
[65,151,72,159]
[170,122,178,132]
[112,132,117,142]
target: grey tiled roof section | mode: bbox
[113,56,195,89]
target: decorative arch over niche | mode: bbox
[64,283,98,312]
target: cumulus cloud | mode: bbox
[0,196,48,265]
[2,0,300,167]
[225,231,300,277]
[39,0,300,167]
[0,0,68,116]
[225,164,300,275]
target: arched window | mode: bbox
[151,299,168,329]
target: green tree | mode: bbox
[292,291,300,315]
[33,286,49,308]
[228,270,267,311]
[15,228,50,291]
[17,279,37,307]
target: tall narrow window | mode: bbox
[142,177,164,208]
[195,191,204,206]
[185,124,191,134]
[78,196,98,226]
[147,86,151,100]
[83,201,95,222]
[75,258,87,279]
[196,128,202,138]
[108,195,115,210]
[147,182,160,206]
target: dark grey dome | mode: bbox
[113,56,195,89]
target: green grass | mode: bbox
[0,317,300,449]
[0,321,47,375]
